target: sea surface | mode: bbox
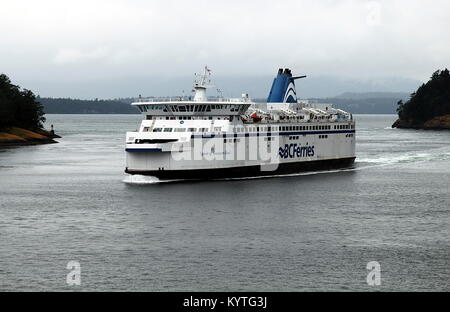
[0,114,449,291]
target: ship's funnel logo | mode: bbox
[267,68,306,103]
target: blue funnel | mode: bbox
[267,68,306,103]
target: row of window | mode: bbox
[345,134,354,138]
[151,116,232,121]
[224,138,242,143]
[335,124,353,130]
[144,127,209,133]
[144,126,354,133]
[138,104,244,113]
[319,135,328,139]
[243,124,352,132]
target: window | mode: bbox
[188,128,197,132]
[143,127,150,132]
[152,128,162,132]
[164,128,173,132]
[214,127,222,132]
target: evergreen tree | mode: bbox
[397,69,450,122]
[0,74,45,131]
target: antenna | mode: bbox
[192,65,214,101]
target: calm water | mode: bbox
[0,114,449,291]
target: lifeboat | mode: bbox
[251,112,263,121]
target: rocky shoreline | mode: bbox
[0,127,61,147]
[392,114,450,130]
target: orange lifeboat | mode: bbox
[251,112,263,121]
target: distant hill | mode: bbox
[254,92,409,114]
[334,92,410,100]
[310,92,410,114]
[40,91,410,115]
[33,75,422,99]
[40,97,138,114]
[312,97,403,114]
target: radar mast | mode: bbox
[193,66,212,101]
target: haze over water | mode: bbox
[0,114,449,291]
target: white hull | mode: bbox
[125,121,356,178]
[124,67,356,180]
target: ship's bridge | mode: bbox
[132,98,252,117]
[132,66,252,117]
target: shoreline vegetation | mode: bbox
[393,69,450,130]
[1,73,60,147]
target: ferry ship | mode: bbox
[125,67,356,180]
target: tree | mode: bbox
[396,100,404,119]
[397,69,450,122]
[0,73,45,131]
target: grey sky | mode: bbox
[1,0,449,98]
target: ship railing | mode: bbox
[135,97,251,103]
[242,118,342,124]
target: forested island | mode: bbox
[0,74,59,146]
[393,69,450,130]
[39,97,138,114]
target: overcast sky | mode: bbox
[1,0,449,98]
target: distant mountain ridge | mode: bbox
[40,97,138,114]
[254,92,409,114]
[41,91,410,115]
[314,92,411,114]
[334,92,410,100]
[34,75,422,99]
